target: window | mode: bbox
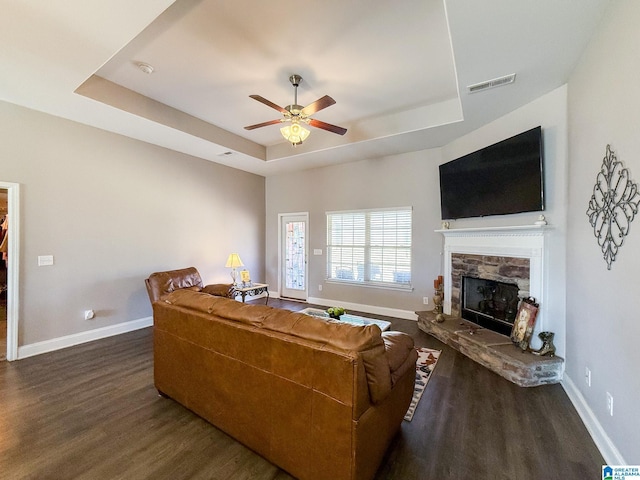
[326,207,412,288]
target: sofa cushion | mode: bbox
[164,288,221,313]
[201,283,236,298]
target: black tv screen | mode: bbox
[439,126,544,220]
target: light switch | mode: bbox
[313,249,322,255]
[38,255,54,266]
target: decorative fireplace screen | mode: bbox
[462,276,519,336]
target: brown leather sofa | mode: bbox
[152,287,418,480]
[145,266,235,303]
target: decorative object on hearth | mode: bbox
[530,331,556,357]
[244,74,347,146]
[326,306,346,319]
[432,276,445,322]
[404,347,441,421]
[510,296,539,351]
[586,144,640,270]
[225,253,244,286]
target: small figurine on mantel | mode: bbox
[432,276,445,323]
[534,215,547,226]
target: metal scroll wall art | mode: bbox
[586,145,640,270]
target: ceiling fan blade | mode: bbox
[249,95,288,114]
[308,118,347,136]
[301,95,336,116]
[244,119,282,130]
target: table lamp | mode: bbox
[225,253,244,285]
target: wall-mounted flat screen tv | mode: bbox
[439,126,544,220]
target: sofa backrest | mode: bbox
[160,289,393,405]
[145,267,204,304]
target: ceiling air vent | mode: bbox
[467,73,516,94]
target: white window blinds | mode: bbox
[326,207,412,288]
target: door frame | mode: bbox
[278,212,309,301]
[1,181,20,361]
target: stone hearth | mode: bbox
[417,311,563,387]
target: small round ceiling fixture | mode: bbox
[136,62,154,74]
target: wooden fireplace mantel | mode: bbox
[435,224,551,237]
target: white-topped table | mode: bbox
[234,283,269,304]
[299,307,391,331]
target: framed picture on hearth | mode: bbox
[510,297,539,351]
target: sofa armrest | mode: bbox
[382,331,418,385]
[201,283,236,298]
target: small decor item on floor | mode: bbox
[404,347,441,422]
[511,297,539,351]
[326,306,346,319]
[586,144,640,270]
[432,275,445,323]
[531,331,556,357]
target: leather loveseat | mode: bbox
[151,286,418,480]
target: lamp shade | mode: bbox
[280,122,310,145]
[225,253,244,268]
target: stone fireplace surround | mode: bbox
[441,225,547,336]
[451,253,530,321]
[416,224,563,387]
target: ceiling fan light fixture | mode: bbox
[280,122,310,146]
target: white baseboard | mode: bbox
[17,316,153,360]
[307,296,417,321]
[562,374,625,465]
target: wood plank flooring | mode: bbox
[0,298,604,479]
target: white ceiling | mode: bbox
[1,0,611,177]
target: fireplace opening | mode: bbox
[462,276,519,336]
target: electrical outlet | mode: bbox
[606,392,613,416]
[318,285,323,292]
[585,367,591,387]
[423,297,429,305]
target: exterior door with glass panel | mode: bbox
[280,214,308,300]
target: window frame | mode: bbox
[326,207,413,291]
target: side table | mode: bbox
[234,283,269,305]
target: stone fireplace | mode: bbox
[416,224,563,387]
[441,225,548,337]
[460,274,520,336]
[453,254,530,336]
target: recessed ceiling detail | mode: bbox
[1,0,611,176]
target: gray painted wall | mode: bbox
[0,101,265,347]
[266,149,443,315]
[567,0,640,463]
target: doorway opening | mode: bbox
[0,188,7,361]
[0,181,19,361]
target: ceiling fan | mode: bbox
[244,74,347,146]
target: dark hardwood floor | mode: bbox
[0,298,604,479]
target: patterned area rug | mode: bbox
[404,347,441,421]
